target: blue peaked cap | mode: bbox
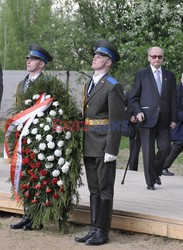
[27,43,53,63]
[93,39,120,62]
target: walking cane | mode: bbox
[121,152,131,185]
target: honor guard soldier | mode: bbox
[10,43,53,231]
[75,40,125,245]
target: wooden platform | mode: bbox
[1,158,183,240]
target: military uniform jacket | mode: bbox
[83,73,125,157]
[129,66,177,128]
[16,72,44,95]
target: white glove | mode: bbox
[104,153,117,163]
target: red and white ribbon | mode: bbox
[4,93,53,200]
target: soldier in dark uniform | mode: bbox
[0,64,3,108]
[10,43,53,230]
[16,43,53,96]
[75,40,125,245]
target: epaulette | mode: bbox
[107,76,118,85]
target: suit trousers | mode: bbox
[164,141,183,169]
[139,124,171,186]
[84,157,116,200]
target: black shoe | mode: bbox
[23,221,43,231]
[10,217,30,229]
[156,176,161,185]
[75,228,97,243]
[147,185,155,190]
[162,169,174,176]
[85,228,108,246]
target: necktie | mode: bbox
[23,78,31,93]
[154,70,162,95]
[87,79,95,96]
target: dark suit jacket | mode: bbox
[0,65,3,108]
[129,66,177,128]
[83,73,125,157]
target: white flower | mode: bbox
[57,140,64,147]
[65,148,72,155]
[45,163,54,169]
[44,125,50,131]
[37,112,44,117]
[25,99,32,105]
[58,109,64,115]
[39,123,44,128]
[33,118,39,124]
[46,117,52,123]
[52,101,59,107]
[33,148,39,153]
[47,155,55,161]
[47,141,55,149]
[32,94,40,100]
[61,163,69,173]
[38,153,45,160]
[46,134,53,142]
[49,110,56,116]
[36,134,42,141]
[58,157,65,166]
[45,95,51,99]
[55,126,63,133]
[52,169,60,177]
[17,124,23,131]
[22,129,29,136]
[65,131,71,140]
[31,128,38,135]
[54,149,62,157]
[27,138,32,144]
[39,143,46,150]
[57,179,64,186]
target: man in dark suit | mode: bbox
[162,74,183,175]
[75,40,124,245]
[0,64,3,108]
[130,46,177,190]
[10,43,53,230]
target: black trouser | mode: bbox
[84,157,116,200]
[140,124,171,186]
[164,141,183,169]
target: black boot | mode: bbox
[85,198,113,246]
[75,194,100,243]
[10,215,30,229]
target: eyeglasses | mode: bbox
[149,55,163,60]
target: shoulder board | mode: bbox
[107,76,118,85]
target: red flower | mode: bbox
[20,171,24,178]
[24,191,30,197]
[35,162,41,168]
[51,178,59,184]
[30,152,36,159]
[21,148,25,154]
[30,163,35,169]
[25,148,30,155]
[35,192,40,197]
[46,187,52,193]
[20,183,30,189]
[34,183,42,189]
[40,170,48,176]
[15,131,20,139]
[52,193,59,199]
[59,186,64,192]
[43,180,49,185]
[32,199,38,203]
[22,157,30,165]
[22,139,27,144]
[45,201,51,207]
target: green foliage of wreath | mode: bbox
[8,74,83,232]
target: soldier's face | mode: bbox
[92,54,111,70]
[26,58,42,72]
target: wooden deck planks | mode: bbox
[1,158,183,239]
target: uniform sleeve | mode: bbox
[105,82,125,155]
